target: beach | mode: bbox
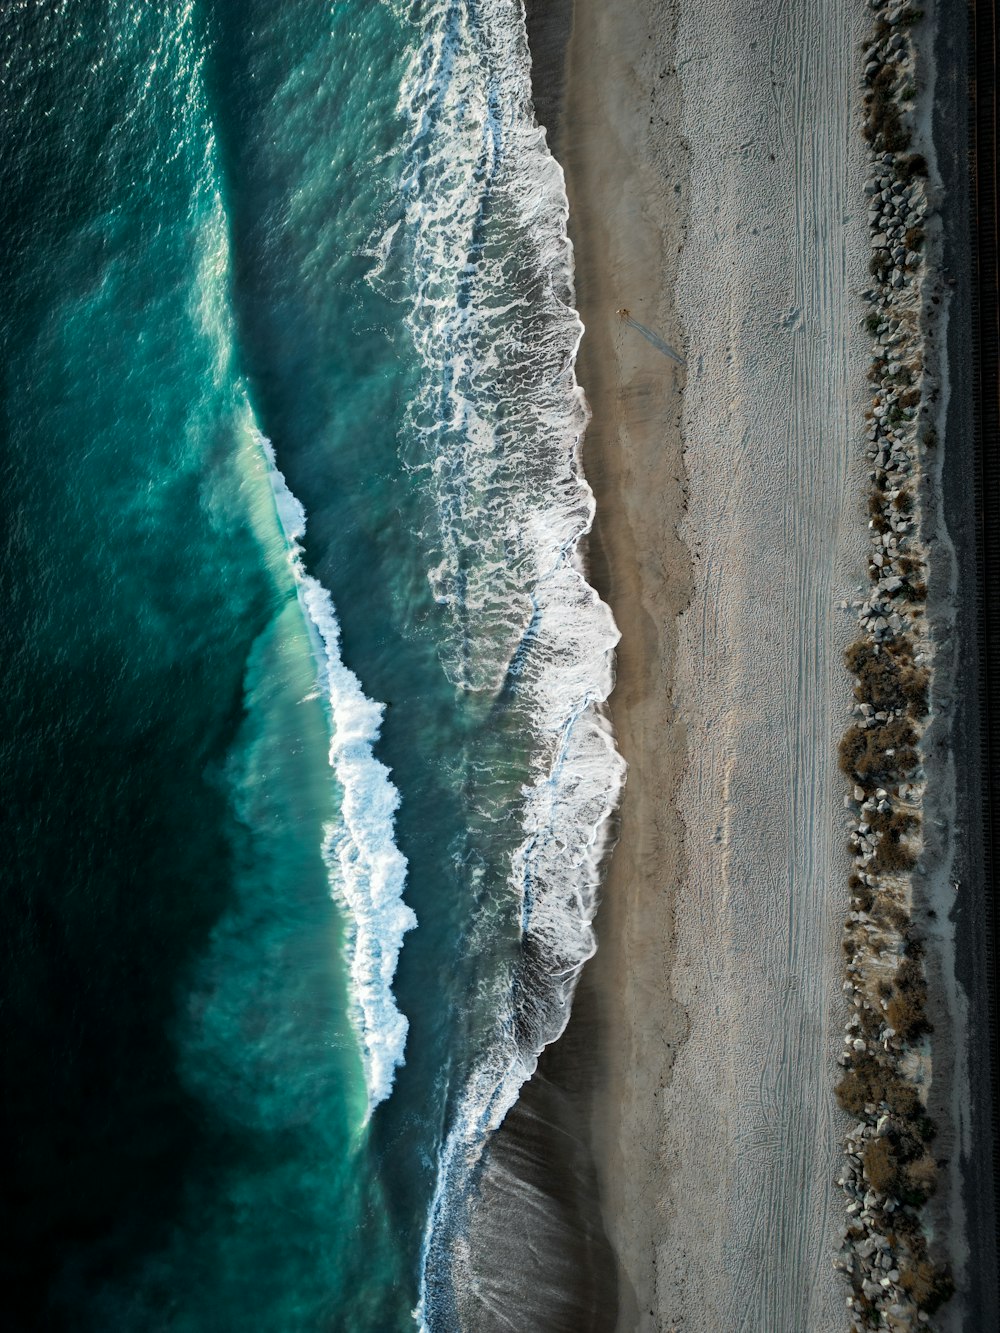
[465,0,994,1329]
[567,0,867,1326]
[526,0,1000,1325]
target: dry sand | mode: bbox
[561,0,871,1327]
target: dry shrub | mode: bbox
[906,1153,938,1197]
[904,226,925,249]
[873,833,918,875]
[873,897,910,932]
[836,1057,921,1120]
[864,1137,900,1194]
[897,151,929,180]
[896,956,924,993]
[869,809,918,837]
[887,991,932,1040]
[900,1259,954,1313]
[839,719,918,784]
[864,66,911,152]
[836,1066,873,1116]
[845,639,929,717]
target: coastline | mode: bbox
[459,2,996,1331]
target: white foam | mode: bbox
[259,434,416,1114]
[369,0,626,1322]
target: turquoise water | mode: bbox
[0,2,622,1329]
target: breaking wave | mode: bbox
[367,0,627,1322]
[260,433,416,1114]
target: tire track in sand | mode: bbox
[657,0,869,1328]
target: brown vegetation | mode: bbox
[864,1137,900,1194]
[887,991,931,1040]
[839,718,919,785]
[845,638,929,717]
[899,1258,954,1313]
[863,66,911,153]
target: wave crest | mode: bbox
[259,433,415,1114]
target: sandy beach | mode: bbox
[559,0,872,1325]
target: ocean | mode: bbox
[0,2,622,1329]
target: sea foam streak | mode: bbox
[259,434,416,1113]
[370,0,626,1323]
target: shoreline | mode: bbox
[457,2,996,1330]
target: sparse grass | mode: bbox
[899,387,921,409]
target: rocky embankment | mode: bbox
[834,3,954,1330]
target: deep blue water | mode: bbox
[0,2,622,1329]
